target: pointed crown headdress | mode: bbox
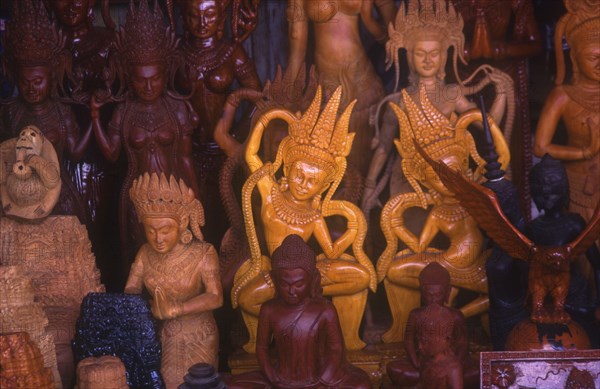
[3,0,68,68]
[117,0,177,67]
[554,0,600,85]
[130,173,205,241]
[390,86,483,207]
[268,86,356,182]
[386,0,466,90]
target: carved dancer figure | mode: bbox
[287,0,396,181]
[125,173,223,389]
[362,0,512,217]
[91,0,199,270]
[227,234,371,389]
[534,0,599,283]
[0,0,91,223]
[377,93,510,342]
[0,125,61,220]
[232,86,376,353]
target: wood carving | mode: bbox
[0,126,61,220]
[75,356,128,389]
[231,86,376,353]
[91,0,199,267]
[125,172,223,389]
[0,0,92,223]
[0,332,55,389]
[226,235,371,389]
[362,0,513,218]
[418,146,600,324]
[534,0,600,285]
[376,97,510,343]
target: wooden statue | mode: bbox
[76,356,128,389]
[0,332,55,389]
[91,0,199,271]
[533,0,599,281]
[232,86,377,353]
[226,234,371,389]
[453,0,542,217]
[286,0,396,180]
[420,151,600,325]
[386,262,478,389]
[377,91,510,342]
[44,0,115,102]
[0,0,92,223]
[169,0,261,246]
[0,125,61,220]
[125,173,223,389]
[362,0,513,218]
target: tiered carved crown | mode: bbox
[129,173,205,239]
[280,86,356,179]
[117,0,176,66]
[3,0,66,67]
[555,0,600,84]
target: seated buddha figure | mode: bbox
[377,85,510,343]
[227,234,371,389]
[232,86,377,353]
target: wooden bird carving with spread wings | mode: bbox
[415,142,600,324]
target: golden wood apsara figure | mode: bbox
[377,86,510,343]
[125,173,223,389]
[232,86,376,353]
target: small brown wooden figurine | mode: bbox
[226,234,371,389]
[231,86,376,353]
[0,332,55,389]
[0,0,92,223]
[75,356,128,389]
[91,0,199,264]
[534,0,600,282]
[387,262,477,389]
[0,126,61,220]
[125,173,223,389]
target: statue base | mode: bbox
[228,342,488,388]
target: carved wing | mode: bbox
[568,203,600,258]
[415,142,534,260]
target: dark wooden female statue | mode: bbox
[90,0,199,284]
[168,0,261,245]
[0,0,91,222]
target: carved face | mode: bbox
[420,283,447,306]
[142,216,181,254]
[130,64,166,102]
[574,42,600,82]
[286,160,329,202]
[423,153,464,197]
[531,170,567,213]
[17,66,51,104]
[49,0,91,27]
[16,126,44,157]
[183,0,223,40]
[412,40,443,80]
[274,268,310,306]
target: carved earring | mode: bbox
[279,177,289,192]
[311,194,322,209]
[180,229,193,245]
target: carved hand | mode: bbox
[151,286,183,320]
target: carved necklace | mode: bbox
[270,186,321,225]
[146,244,194,278]
[182,40,235,76]
[563,85,600,114]
[431,202,470,222]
